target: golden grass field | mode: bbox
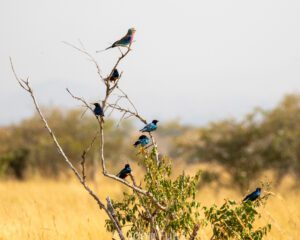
[0,165,299,240]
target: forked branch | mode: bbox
[10,57,126,240]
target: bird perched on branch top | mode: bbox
[107,69,120,82]
[140,120,159,133]
[117,164,132,179]
[93,103,104,120]
[134,135,150,147]
[96,28,136,53]
[243,187,261,202]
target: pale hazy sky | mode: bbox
[1,0,300,125]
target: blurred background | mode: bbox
[1,0,300,239]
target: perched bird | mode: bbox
[140,120,159,133]
[243,187,261,202]
[117,164,132,179]
[107,69,120,82]
[97,28,136,52]
[133,135,150,147]
[93,103,104,119]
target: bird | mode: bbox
[243,187,261,202]
[133,135,150,147]
[107,69,120,82]
[140,120,159,133]
[96,28,136,52]
[117,164,132,179]
[93,103,104,120]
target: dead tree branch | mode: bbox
[10,57,126,240]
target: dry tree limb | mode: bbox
[66,80,166,211]
[10,58,126,240]
[106,196,125,240]
[189,223,200,240]
[107,103,147,124]
[81,130,99,182]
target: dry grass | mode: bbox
[0,170,299,240]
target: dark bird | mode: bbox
[107,69,120,82]
[133,135,150,147]
[96,28,136,52]
[243,187,261,202]
[93,103,104,118]
[140,120,159,132]
[117,164,132,179]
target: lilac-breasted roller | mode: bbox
[97,28,136,53]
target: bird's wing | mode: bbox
[243,194,250,201]
[115,35,131,46]
[117,169,125,177]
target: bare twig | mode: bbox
[107,103,147,124]
[81,130,99,181]
[62,41,104,81]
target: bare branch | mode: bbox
[107,103,147,124]
[106,197,126,240]
[189,223,200,240]
[10,58,125,240]
[81,130,99,182]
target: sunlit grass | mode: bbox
[0,165,299,240]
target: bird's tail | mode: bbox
[96,46,112,53]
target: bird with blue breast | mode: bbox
[117,164,132,179]
[96,28,136,53]
[134,135,150,147]
[140,120,159,133]
[243,187,261,202]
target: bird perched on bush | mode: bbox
[117,164,132,179]
[107,69,120,82]
[93,103,104,121]
[140,120,159,132]
[134,135,150,147]
[97,28,136,52]
[243,187,261,202]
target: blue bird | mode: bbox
[140,120,159,133]
[107,69,120,82]
[117,164,132,179]
[243,187,261,202]
[134,135,150,147]
[93,103,104,120]
[97,28,136,52]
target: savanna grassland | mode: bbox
[0,164,299,240]
[2,95,300,239]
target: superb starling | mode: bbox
[117,164,132,179]
[107,69,120,82]
[140,120,159,133]
[243,188,261,202]
[93,103,104,118]
[133,135,150,147]
[97,28,136,52]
